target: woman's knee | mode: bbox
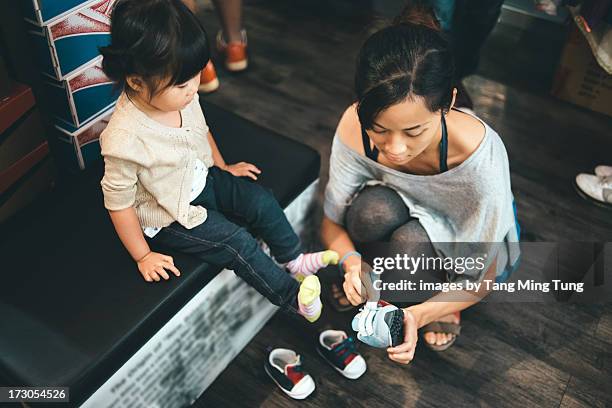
[346,186,410,242]
[390,220,430,245]
[390,220,444,280]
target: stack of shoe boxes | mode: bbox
[23,0,118,170]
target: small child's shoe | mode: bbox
[264,348,315,400]
[199,61,219,93]
[298,275,322,323]
[317,330,366,379]
[352,300,405,348]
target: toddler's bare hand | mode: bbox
[224,162,261,180]
[137,252,181,282]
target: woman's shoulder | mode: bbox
[446,108,496,170]
[336,103,365,155]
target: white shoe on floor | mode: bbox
[575,173,612,208]
[594,165,612,178]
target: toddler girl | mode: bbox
[99,0,337,322]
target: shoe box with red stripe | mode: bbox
[41,57,115,128]
[26,0,115,81]
[19,0,118,170]
[54,106,113,171]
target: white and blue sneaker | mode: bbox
[351,300,405,348]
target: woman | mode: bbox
[321,3,520,363]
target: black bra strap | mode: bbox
[439,111,449,173]
[361,126,379,161]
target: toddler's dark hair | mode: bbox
[355,0,455,129]
[100,0,210,97]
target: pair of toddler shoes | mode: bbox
[265,330,367,400]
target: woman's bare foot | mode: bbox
[423,312,460,347]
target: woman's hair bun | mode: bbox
[393,0,441,31]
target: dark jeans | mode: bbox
[451,0,505,79]
[345,186,446,305]
[150,166,302,312]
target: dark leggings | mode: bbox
[345,186,446,303]
[346,185,433,248]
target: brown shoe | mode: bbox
[199,61,219,93]
[217,29,248,72]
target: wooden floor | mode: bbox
[193,1,612,407]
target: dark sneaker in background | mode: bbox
[317,330,367,379]
[265,348,315,399]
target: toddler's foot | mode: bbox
[287,250,339,281]
[298,275,322,323]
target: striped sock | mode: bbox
[287,250,339,281]
[297,275,322,323]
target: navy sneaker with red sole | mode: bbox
[264,348,315,399]
[317,330,367,379]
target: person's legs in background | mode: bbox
[213,0,244,45]
[450,0,504,109]
[198,0,248,92]
[452,0,504,79]
[212,0,248,72]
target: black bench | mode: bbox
[0,101,320,407]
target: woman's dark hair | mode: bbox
[100,0,210,97]
[355,1,455,129]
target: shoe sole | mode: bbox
[198,78,220,93]
[264,364,314,399]
[226,60,248,72]
[298,275,321,322]
[573,180,612,209]
[316,347,366,380]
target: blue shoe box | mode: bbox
[55,107,113,170]
[41,57,117,128]
[27,0,115,80]
[22,0,97,26]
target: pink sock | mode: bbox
[298,296,322,320]
[286,250,339,280]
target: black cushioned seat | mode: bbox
[0,101,320,406]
